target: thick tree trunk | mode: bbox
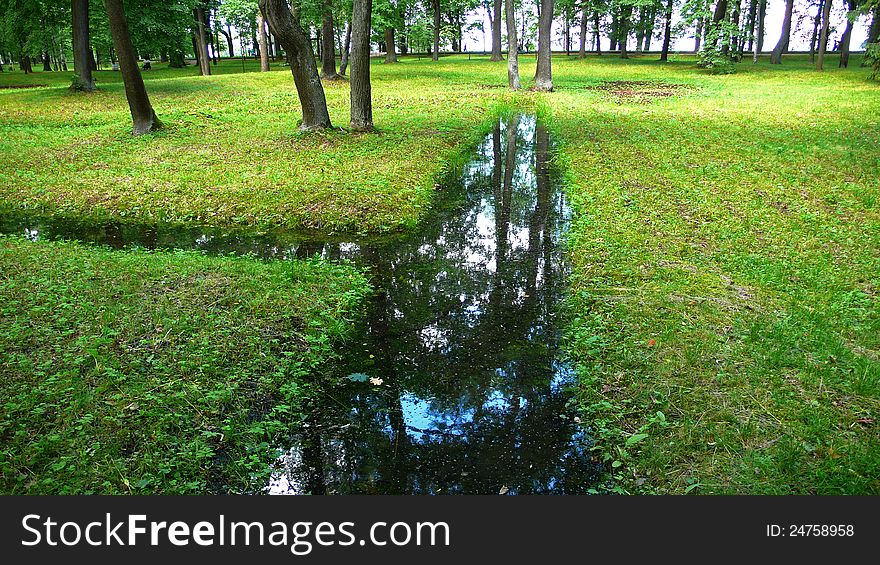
[195,7,211,75]
[432,0,440,61]
[339,21,351,75]
[745,0,757,51]
[594,12,602,55]
[321,4,340,77]
[71,0,95,90]
[770,0,793,64]
[620,6,632,58]
[534,0,553,90]
[259,0,331,130]
[660,0,673,61]
[579,9,587,58]
[816,0,832,70]
[226,25,235,56]
[838,0,855,68]
[384,28,398,63]
[505,0,520,89]
[42,51,51,71]
[350,0,373,130]
[490,0,503,60]
[257,12,269,71]
[103,0,160,135]
[710,0,728,52]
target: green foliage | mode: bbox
[0,236,369,493]
[866,43,880,79]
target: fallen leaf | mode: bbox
[648,339,656,347]
[369,377,384,386]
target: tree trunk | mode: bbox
[257,12,270,71]
[660,0,673,61]
[72,0,95,90]
[594,12,602,55]
[620,6,632,58]
[432,0,440,61]
[869,7,880,44]
[103,0,160,135]
[816,0,832,70]
[195,7,211,75]
[321,4,340,76]
[695,16,703,52]
[350,0,373,130]
[534,0,553,90]
[226,25,235,56]
[757,0,766,51]
[579,9,587,58]
[770,0,793,64]
[838,0,855,68]
[745,0,757,51]
[644,7,656,51]
[505,0,520,89]
[259,0,332,130]
[809,0,823,62]
[490,0,503,60]
[384,27,398,63]
[339,21,351,75]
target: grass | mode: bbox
[0,236,368,493]
[1,52,878,494]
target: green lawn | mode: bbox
[1,52,877,494]
[0,236,368,493]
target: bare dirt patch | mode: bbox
[589,80,694,104]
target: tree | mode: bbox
[505,0,520,89]
[104,0,161,135]
[260,0,332,130]
[257,11,270,71]
[534,0,554,90]
[350,0,373,130]
[816,0,832,70]
[321,0,341,76]
[195,5,212,75]
[770,0,793,64]
[432,0,440,60]
[339,20,351,74]
[72,0,95,91]
[838,0,857,68]
[660,0,674,60]
[489,0,503,60]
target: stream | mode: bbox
[1,114,599,494]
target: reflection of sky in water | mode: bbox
[2,114,597,495]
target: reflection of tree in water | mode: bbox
[275,115,598,495]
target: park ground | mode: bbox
[0,53,878,493]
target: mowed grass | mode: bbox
[548,54,880,493]
[0,57,506,233]
[2,52,878,494]
[0,236,368,493]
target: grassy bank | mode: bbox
[549,55,879,493]
[0,57,507,233]
[0,236,368,493]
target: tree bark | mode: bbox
[694,16,703,52]
[350,0,373,130]
[505,0,520,89]
[534,0,553,90]
[745,0,757,51]
[757,0,766,51]
[579,8,587,58]
[103,0,160,135]
[195,7,211,75]
[769,0,793,64]
[321,3,340,77]
[339,21,351,75]
[72,0,95,90]
[809,0,823,62]
[384,27,398,63]
[838,0,855,68]
[259,0,331,130]
[432,0,440,61]
[816,0,832,70]
[594,12,602,55]
[620,6,632,58]
[660,0,673,61]
[869,7,880,44]
[257,12,270,71]
[490,0,503,60]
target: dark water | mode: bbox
[1,115,599,494]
